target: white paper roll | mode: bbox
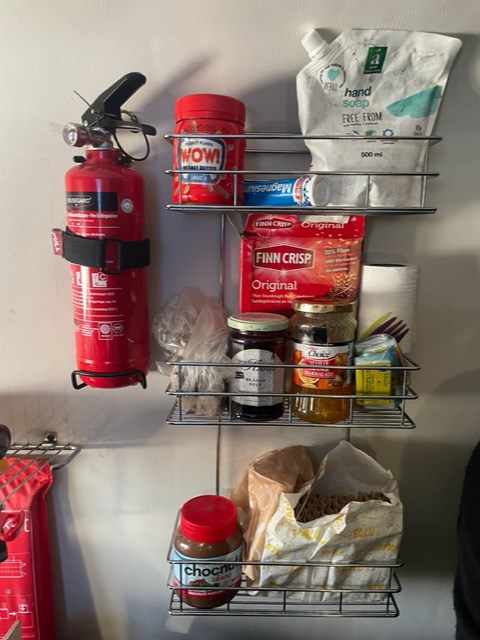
[357,264,419,354]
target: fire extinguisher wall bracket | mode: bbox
[71,369,147,390]
[54,228,150,274]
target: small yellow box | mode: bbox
[355,361,392,407]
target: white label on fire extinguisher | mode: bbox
[98,323,113,340]
[120,198,134,213]
[66,191,118,211]
[92,273,107,288]
[95,321,124,339]
[178,138,226,185]
[72,265,124,339]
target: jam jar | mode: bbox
[172,495,243,609]
[227,312,289,421]
[290,299,356,423]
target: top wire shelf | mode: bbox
[164,132,441,215]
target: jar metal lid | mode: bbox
[180,495,237,543]
[292,299,355,314]
[227,312,289,332]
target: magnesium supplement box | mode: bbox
[239,214,365,315]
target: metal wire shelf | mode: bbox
[6,435,79,471]
[0,433,80,510]
[165,357,419,429]
[166,398,416,429]
[161,132,427,619]
[164,132,441,215]
[166,553,402,618]
[166,203,437,215]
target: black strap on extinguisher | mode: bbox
[52,228,150,274]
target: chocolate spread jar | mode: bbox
[172,495,243,609]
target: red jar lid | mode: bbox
[175,93,245,127]
[179,495,238,543]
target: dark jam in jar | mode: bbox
[227,312,289,421]
[172,495,243,609]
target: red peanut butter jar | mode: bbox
[173,93,246,205]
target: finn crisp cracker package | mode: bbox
[239,214,365,315]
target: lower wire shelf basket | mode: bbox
[167,559,402,618]
[165,357,419,429]
[167,397,416,429]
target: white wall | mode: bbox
[1,1,479,638]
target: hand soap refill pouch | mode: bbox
[297,29,462,208]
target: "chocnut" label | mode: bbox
[172,547,242,599]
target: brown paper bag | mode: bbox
[230,445,314,583]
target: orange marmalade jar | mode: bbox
[290,299,356,423]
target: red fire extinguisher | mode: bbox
[52,73,156,389]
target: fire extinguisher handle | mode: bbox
[114,118,157,137]
[82,72,155,135]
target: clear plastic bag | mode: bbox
[152,288,230,417]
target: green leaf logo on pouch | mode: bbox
[386,86,443,118]
[364,46,388,74]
